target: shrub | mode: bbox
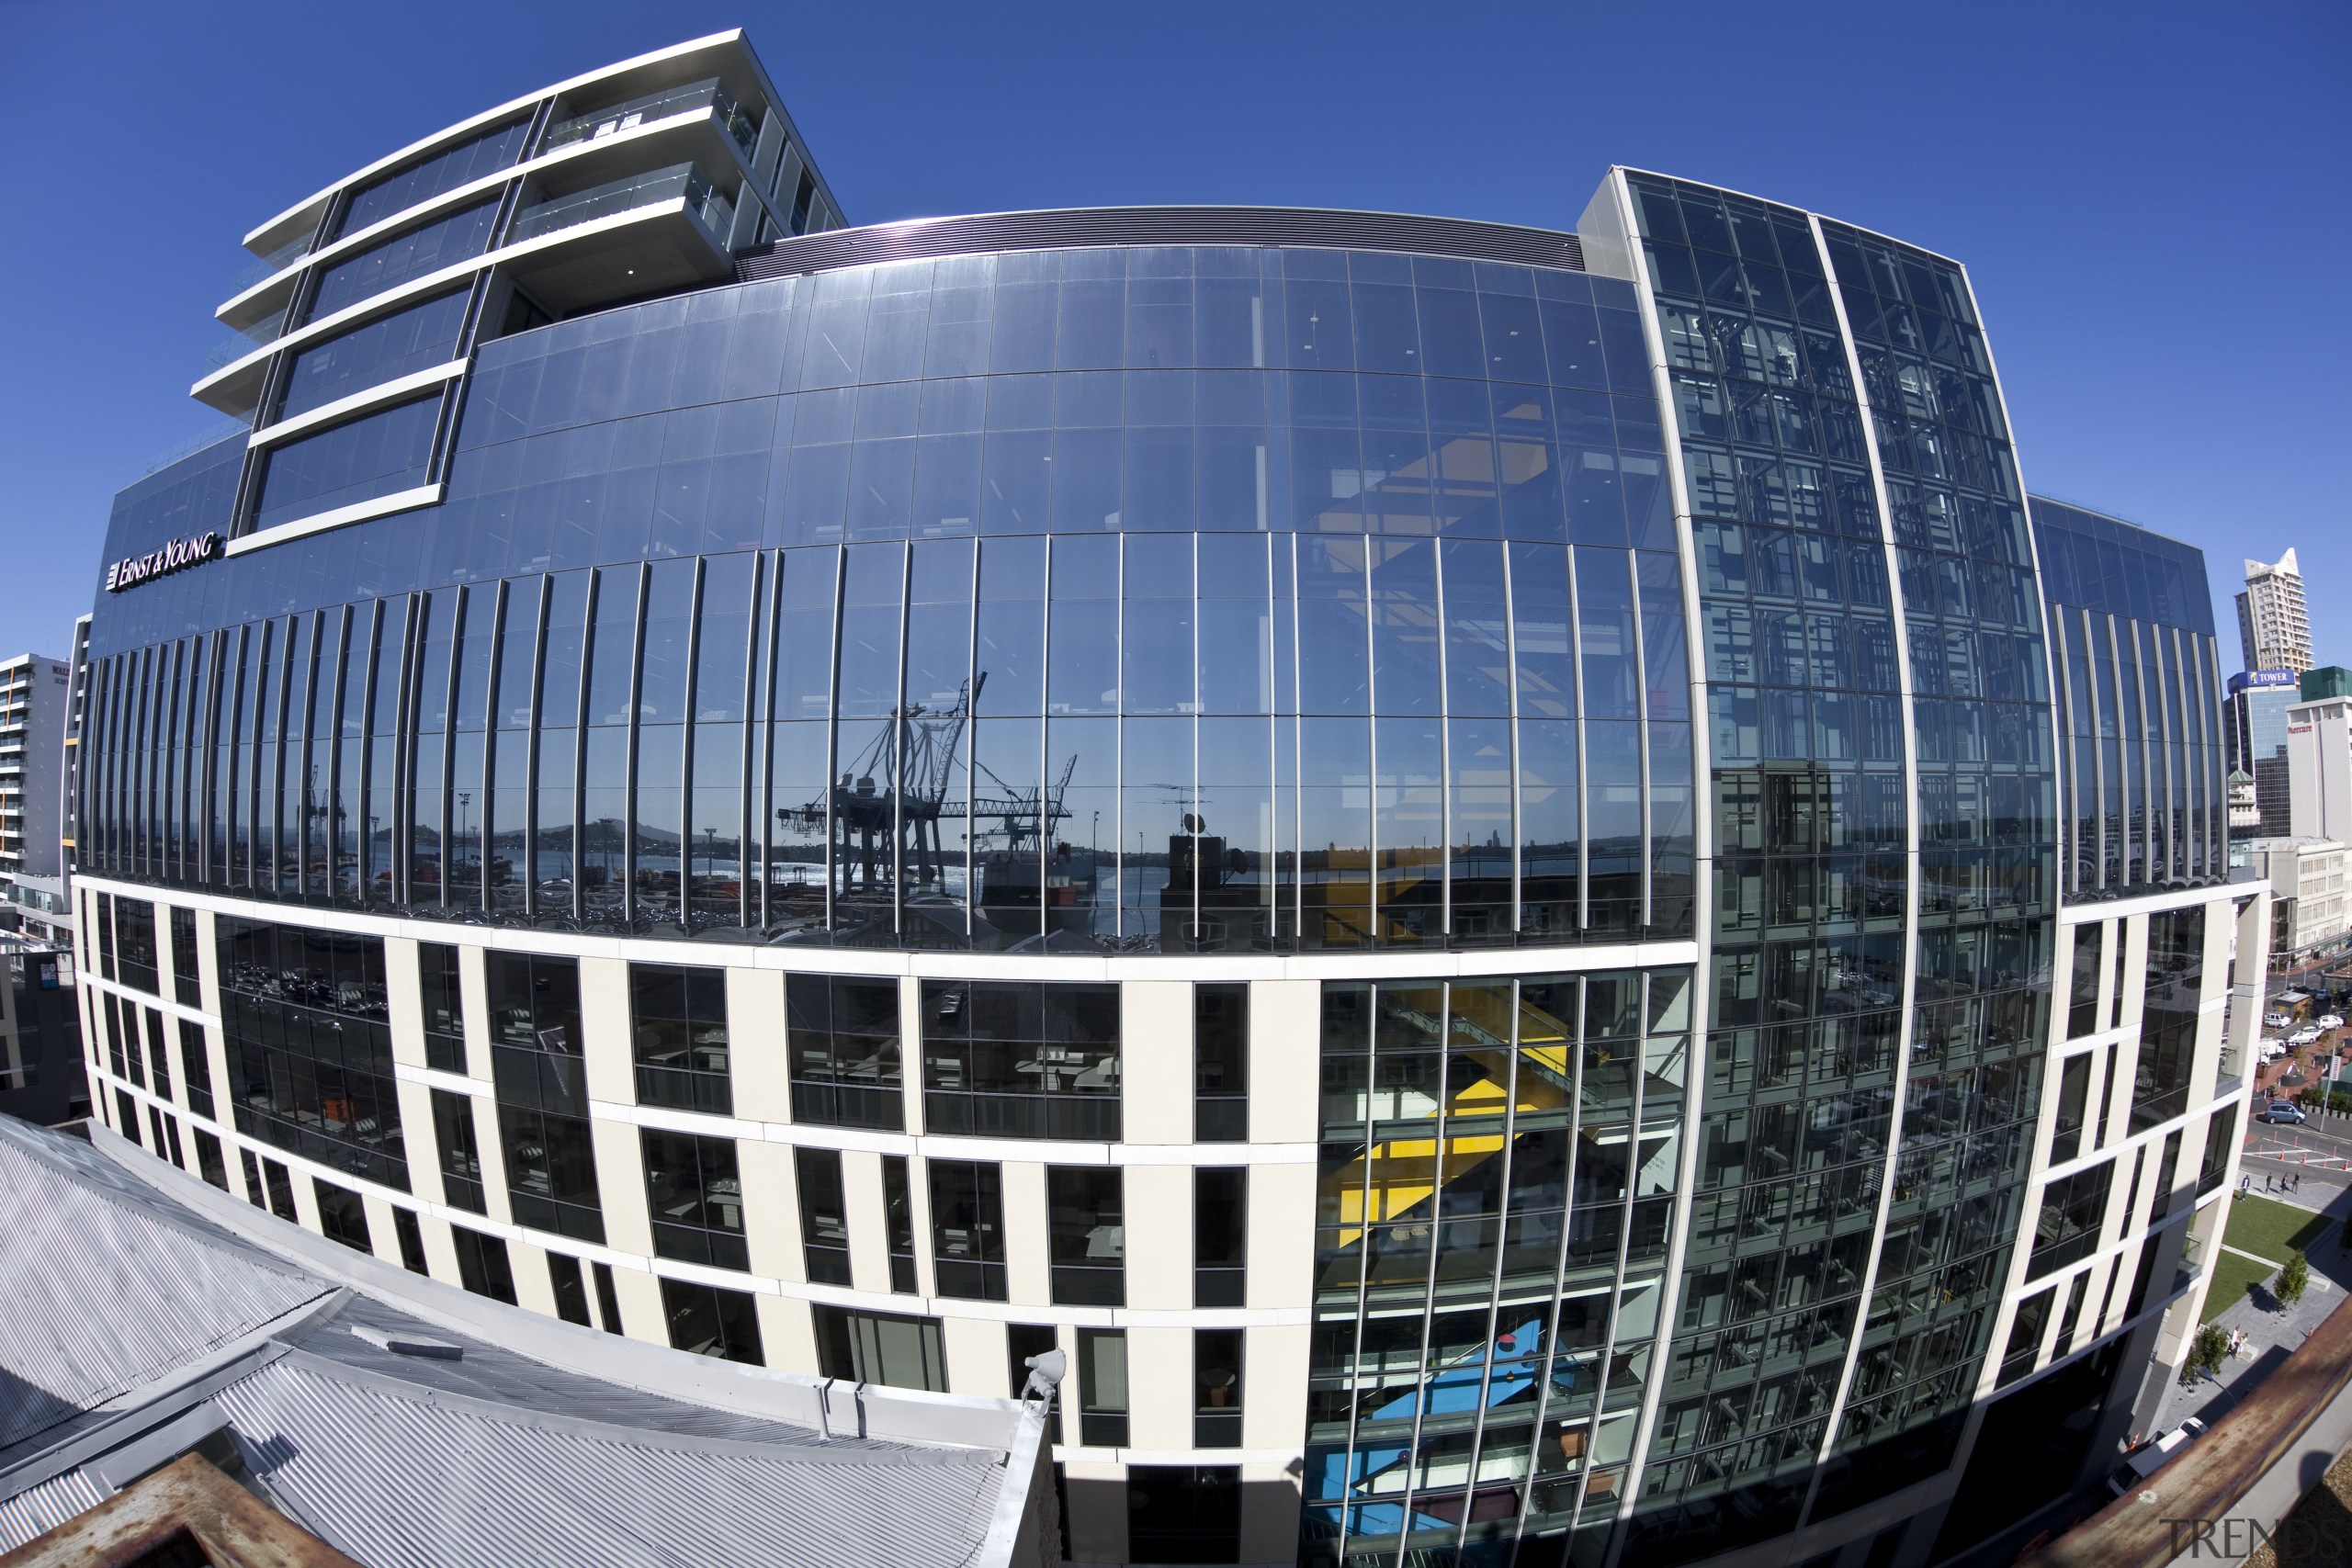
[2182,1322,2232,1384]
[2278,1248,2310,1306]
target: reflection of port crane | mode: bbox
[969,754,1076,858]
[782,677,978,897]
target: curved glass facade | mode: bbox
[83,246,1697,954]
[71,61,2268,1568]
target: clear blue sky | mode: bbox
[1,0,2344,664]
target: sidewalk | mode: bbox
[2153,1186,2352,1438]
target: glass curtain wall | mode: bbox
[1304,969,1690,1566]
[80,244,1696,956]
[1622,175,2056,1562]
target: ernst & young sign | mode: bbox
[105,531,220,592]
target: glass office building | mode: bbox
[66,35,2265,1568]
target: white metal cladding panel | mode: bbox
[208,1358,1010,1568]
[0,1122,329,1455]
[0,1468,104,1552]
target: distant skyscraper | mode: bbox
[2237,548,2312,673]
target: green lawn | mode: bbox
[2204,1251,2273,1324]
[2223,1193,2334,1264]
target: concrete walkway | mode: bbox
[2154,1186,2352,1438]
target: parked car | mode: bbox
[2268,1012,2295,1030]
[2107,1419,2208,1497]
[2291,1027,2324,1046]
[2321,1014,2346,1031]
[2259,1100,2309,1124]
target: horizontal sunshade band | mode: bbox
[736,207,1587,280]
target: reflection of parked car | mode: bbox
[2259,1101,2308,1124]
[2107,1418,2207,1496]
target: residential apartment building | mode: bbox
[0,654,70,915]
[61,36,2261,1568]
[2235,548,2312,676]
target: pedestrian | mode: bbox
[2296,1172,2303,1192]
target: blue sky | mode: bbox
[1,0,2344,663]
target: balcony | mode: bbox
[229,229,318,295]
[512,163,729,246]
[544,77,756,163]
[501,163,739,315]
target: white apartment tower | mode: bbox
[2237,548,2313,674]
[0,654,70,899]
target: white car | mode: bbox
[2290,1028,2323,1046]
[2322,1014,2346,1031]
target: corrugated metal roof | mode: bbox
[0,1122,330,1458]
[0,1119,1049,1567]
[0,1469,103,1553]
[209,1355,1003,1568]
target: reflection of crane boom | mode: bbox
[780,676,978,897]
[967,753,1075,853]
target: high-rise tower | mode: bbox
[2236,547,2312,673]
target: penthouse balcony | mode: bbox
[196,157,741,419]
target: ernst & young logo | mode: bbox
[105,531,220,592]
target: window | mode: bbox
[787,974,901,1129]
[170,907,202,1006]
[796,1147,853,1285]
[663,1279,764,1365]
[307,196,501,321]
[642,1129,748,1270]
[156,1110,185,1168]
[418,942,467,1073]
[2199,1104,2238,1197]
[278,289,470,422]
[261,1157,298,1222]
[922,980,1121,1140]
[816,1305,945,1393]
[2051,1054,2090,1166]
[251,395,442,535]
[314,1179,373,1253]
[2028,1160,2114,1280]
[1077,1327,1128,1446]
[882,1155,918,1293]
[2132,908,2204,1129]
[193,1129,229,1190]
[115,897,159,993]
[1194,1329,1245,1448]
[334,116,531,240]
[215,917,408,1190]
[929,1159,1008,1301]
[239,1147,265,1210]
[1127,1466,1240,1564]
[452,1224,518,1303]
[1007,1324,1063,1442]
[1194,984,1249,1142]
[103,995,131,1084]
[1996,1285,2054,1388]
[486,953,602,1242]
[548,1254,593,1325]
[1194,1167,1248,1308]
[391,1208,428,1275]
[431,1089,487,1213]
[1048,1167,1125,1306]
[2147,1130,2184,1223]
[593,1261,624,1335]
[177,1020,214,1119]
[631,964,732,1114]
[142,1009,172,1099]
[2066,924,2103,1037]
[2053,1270,2093,1359]
[495,1106,605,1243]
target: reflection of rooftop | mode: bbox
[0,1116,1054,1567]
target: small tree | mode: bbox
[2278,1248,2310,1306]
[2181,1322,2231,1385]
